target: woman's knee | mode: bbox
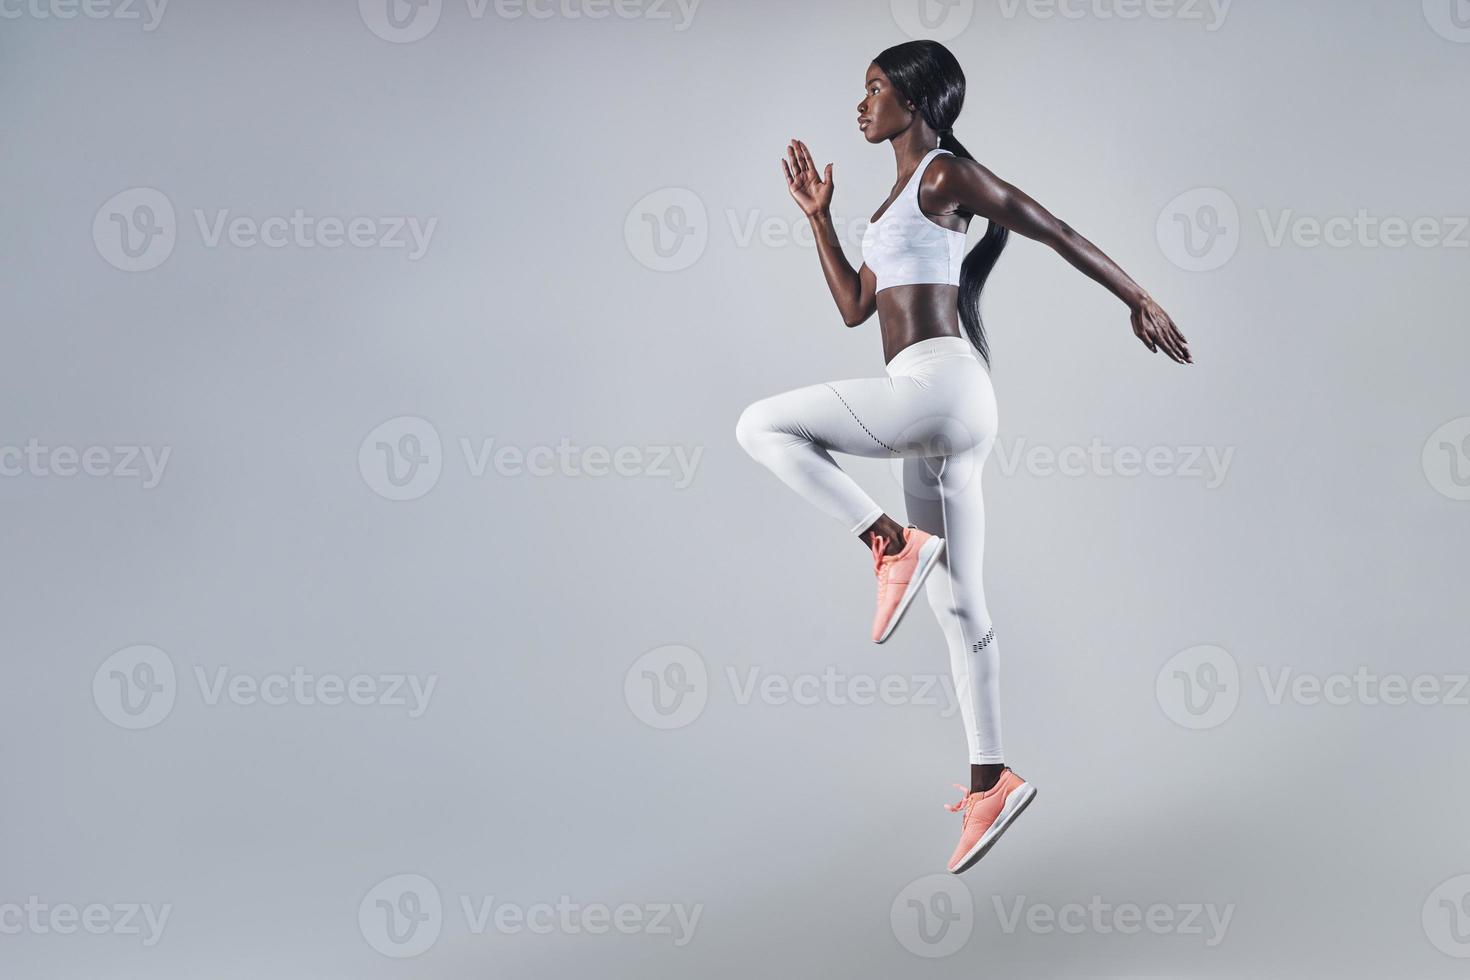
[925,574,991,633]
[735,398,776,459]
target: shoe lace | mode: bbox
[944,783,975,816]
[870,534,891,584]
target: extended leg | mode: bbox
[903,449,1003,774]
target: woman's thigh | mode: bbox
[745,371,992,462]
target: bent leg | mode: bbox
[735,374,951,535]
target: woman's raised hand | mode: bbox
[782,139,833,218]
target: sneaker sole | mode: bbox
[947,782,1037,875]
[874,536,945,644]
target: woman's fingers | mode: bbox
[798,140,818,176]
[795,139,823,184]
[1168,322,1193,362]
[1136,301,1189,363]
[786,142,803,176]
[1150,316,1183,362]
[1160,327,1188,363]
[1158,314,1190,363]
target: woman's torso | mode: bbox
[861,147,973,364]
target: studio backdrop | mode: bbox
[2,1,1468,977]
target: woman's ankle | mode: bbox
[860,516,907,555]
[970,763,1005,793]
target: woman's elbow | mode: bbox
[842,301,875,328]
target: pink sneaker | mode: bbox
[944,769,1037,874]
[870,525,945,644]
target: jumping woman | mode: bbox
[735,39,1191,874]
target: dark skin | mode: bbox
[783,62,1192,794]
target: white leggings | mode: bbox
[735,335,1004,764]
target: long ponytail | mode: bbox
[940,131,1008,368]
[875,41,1008,368]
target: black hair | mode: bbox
[873,39,1007,368]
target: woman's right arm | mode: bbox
[784,139,877,328]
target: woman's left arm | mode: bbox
[934,157,1192,364]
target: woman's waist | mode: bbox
[883,334,978,376]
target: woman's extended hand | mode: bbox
[782,139,834,218]
[1131,293,1192,364]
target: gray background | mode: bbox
[3,0,1469,976]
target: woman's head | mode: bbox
[858,40,1009,369]
[858,41,966,145]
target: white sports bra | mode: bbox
[860,147,968,293]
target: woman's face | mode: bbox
[856,63,912,144]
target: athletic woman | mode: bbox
[735,39,1191,874]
